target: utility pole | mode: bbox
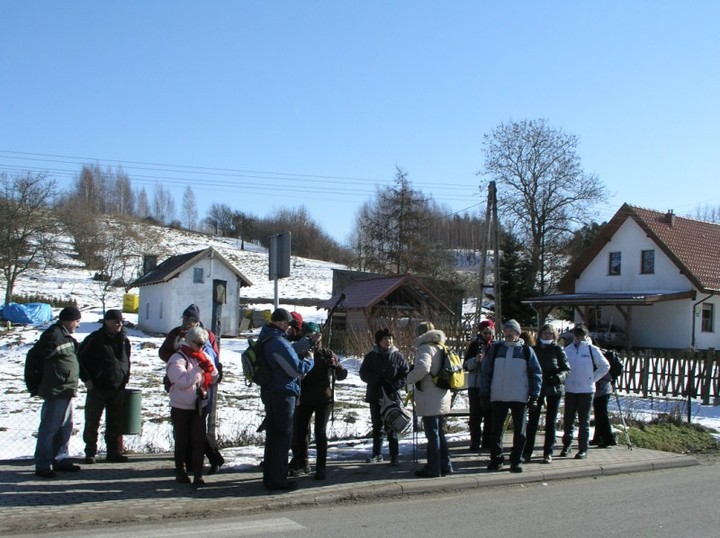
[476,182,502,335]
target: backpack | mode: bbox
[379,387,411,435]
[241,337,273,387]
[432,343,466,391]
[24,342,45,396]
[604,349,624,381]
[589,347,624,382]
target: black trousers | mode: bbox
[592,393,614,444]
[489,401,527,465]
[171,407,206,479]
[291,401,332,470]
[467,387,492,448]
[83,388,124,457]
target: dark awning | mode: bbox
[523,290,695,307]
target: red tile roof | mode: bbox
[559,203,720,293]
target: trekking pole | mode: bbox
[613,385,633,450]
[322,293,345,425]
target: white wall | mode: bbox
[137,258,245,337]
[574,219,720,350]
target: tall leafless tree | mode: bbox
[0,172,59,304]
[480,118,608,294]
[152,184,176,224]
[181,186,198,230]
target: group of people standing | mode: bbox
[31,303,614,487]
[464,319,612,472]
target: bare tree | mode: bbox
[107,166,135,216]
[0,172,58,304]
[480,118,608,294]
[90,220,141,312]
[181,186,198,230]
[204,203,235,236]
[136,188,150,218]
[152,184,176,224]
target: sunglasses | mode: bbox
[193,340,206,347]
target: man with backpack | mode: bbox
[31,306,83,478]
[258,308,314,491]
[479,319,542,473]
[407,321,453,478]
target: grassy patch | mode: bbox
[626,419,720,454]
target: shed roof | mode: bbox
[319,273,454,315]
[127,247,253,288]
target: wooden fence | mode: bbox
[614,348,719,405]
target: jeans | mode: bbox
[34,396,74,472]
[489,401,528,465]
[261,390,296,487]
[562,392,594,452]
[525,393,562,458]
[83,388,124,457]
[421,415,451,476]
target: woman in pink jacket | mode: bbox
[166,326,219,487]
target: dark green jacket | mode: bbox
[35,322,80,400]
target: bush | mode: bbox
[9,294,77,308]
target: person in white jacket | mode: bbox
[561,325,610,459]
[407,322,452,478]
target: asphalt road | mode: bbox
[18,464,720,538]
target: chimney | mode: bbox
[143,254,158,275]
[666,210,675,227]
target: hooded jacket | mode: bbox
[258,323,314,397]
[407,329,451,416]
[479,340,542,403]
[563,339,610,394]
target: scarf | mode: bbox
[180,344,214,389]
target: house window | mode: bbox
[641,250,655,274]
[608,252,621,275]
[193,268,204,283]
[701,303,714,333]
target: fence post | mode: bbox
[641,349,649,398]
[701,348,715,406]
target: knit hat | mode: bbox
[374,327,393,344]
[478,320,495,332]
[415,321,434,336]
[503,319,521,335]
[103,309,124,322]
[290,311,304,329]
[182,304,200,322]
[302,321,320,335]
[271,307,293,322]
[59,306,82,321]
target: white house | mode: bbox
[127,247,253,337]
[526,204,720,350]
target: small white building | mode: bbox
[127,247,253,336]
[527,204,720,350]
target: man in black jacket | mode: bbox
[79,309,131,463]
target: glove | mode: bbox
[216,362,223,383]
[527,397,538,411]
[199,361,214,374]
[547,374,560,386]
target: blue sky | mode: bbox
[1,1,718,243]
